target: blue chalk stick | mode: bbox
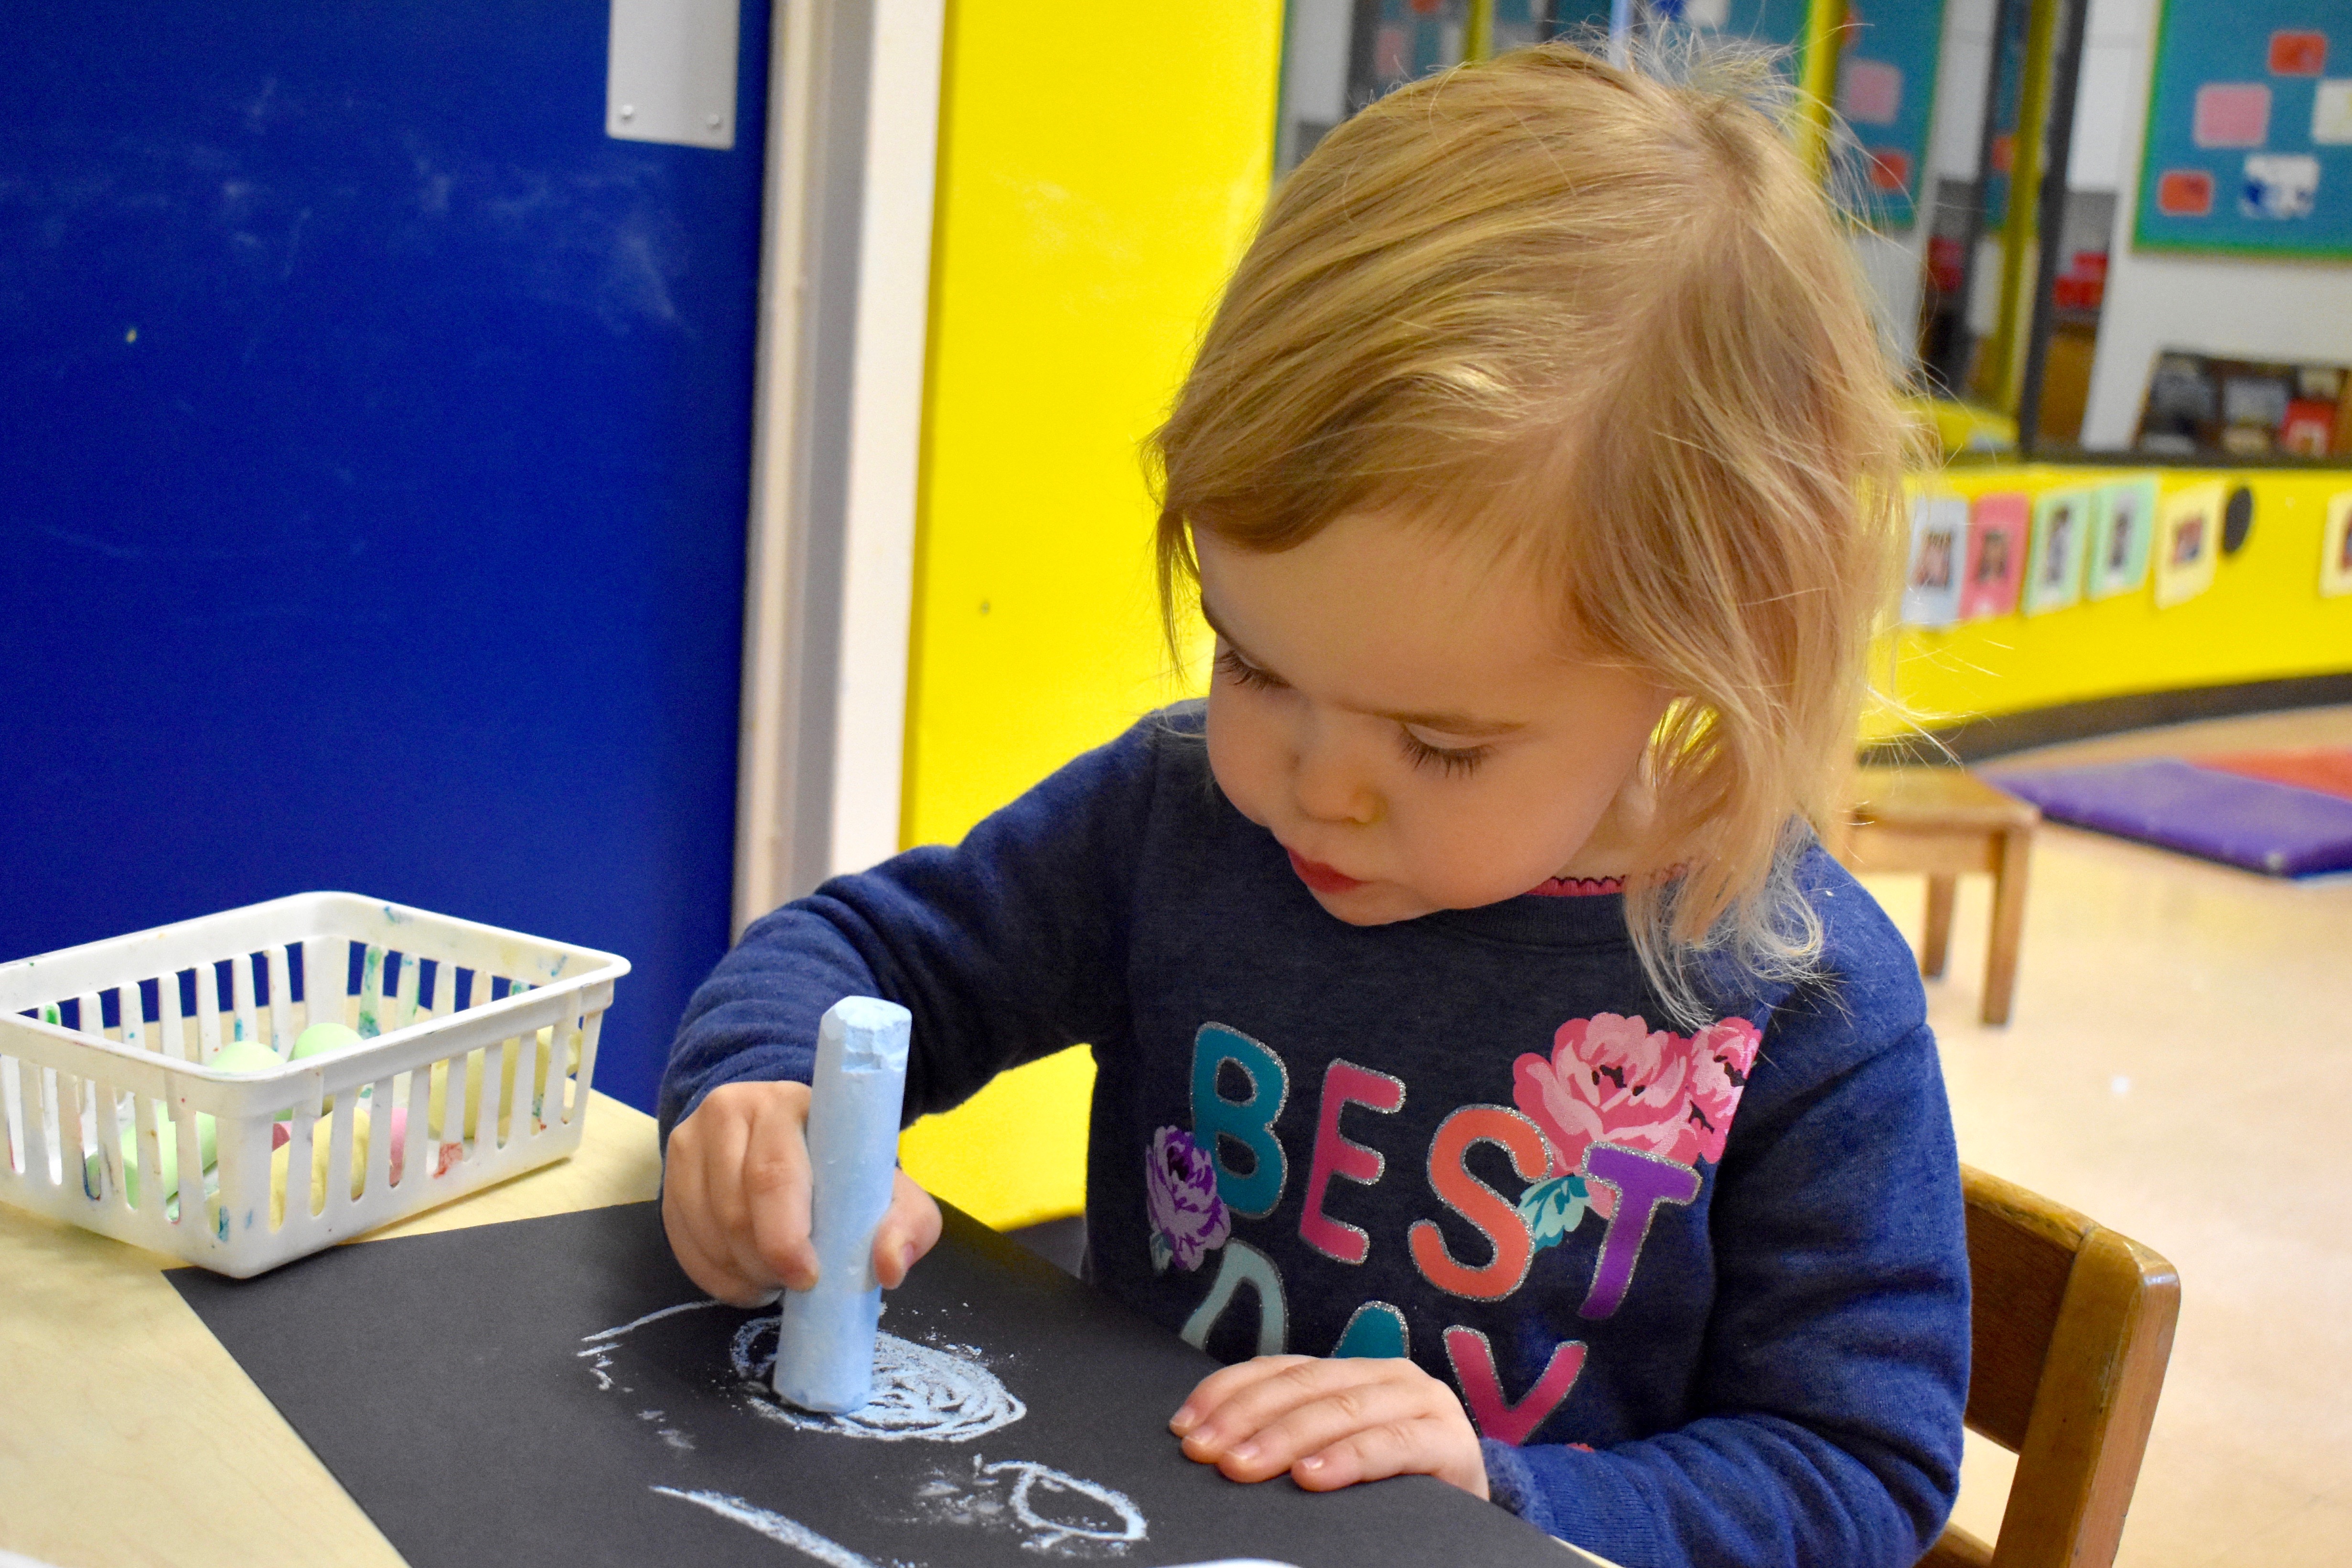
[773,995,913,1414]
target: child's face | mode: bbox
[1195,513,1672,926]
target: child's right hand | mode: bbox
[661,1080,944,1308]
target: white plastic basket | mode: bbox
[0,892,629,1277]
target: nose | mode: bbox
[1292,713,1381,826]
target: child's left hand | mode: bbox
[1168,1354,1488,1500]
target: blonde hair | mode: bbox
[1150,40,1912,1020]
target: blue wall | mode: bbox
[0,3,770,1114]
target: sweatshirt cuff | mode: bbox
[1482,1438,1550,1530]
[1481,1439,1660,1566]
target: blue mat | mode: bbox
[1991,758,2352,878]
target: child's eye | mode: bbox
[1214,646,1284,691]
[1399,729,1492,777]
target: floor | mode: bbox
[1855,705,2352,1568]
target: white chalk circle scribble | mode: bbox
[732,1313,1027,1443]
[984,1457,1148,1552]
[906,1453,1149,1557]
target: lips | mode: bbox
[1286,847,1364,895]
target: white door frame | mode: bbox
[732,0,944,935]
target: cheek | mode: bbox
[1393,771,1617,897]
[1203,687,1280,825]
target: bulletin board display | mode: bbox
[1979,0,2030,230]
[1832,0,1950,229]
[2133,0,2352,257]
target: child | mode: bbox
[660,41,1966,1568]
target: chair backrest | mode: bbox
[1920,1166,2180,1568]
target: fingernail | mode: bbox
[1231,1440,1259,1462]
[899,1241,918,1274]
[1297,1454,1325,1472]
[1169,1407,1198,1434]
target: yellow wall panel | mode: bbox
[894,1,1283,1229]
[1872,465,2352,738]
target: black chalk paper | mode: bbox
[168,1202,1567,1568]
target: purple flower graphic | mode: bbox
[1145,1126,1229,1273]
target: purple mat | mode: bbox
[1991,758,2352,878]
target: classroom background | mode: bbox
[5,2,2349,1565]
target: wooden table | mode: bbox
[0,1091,663,1568]
[1841,766,2041,1026]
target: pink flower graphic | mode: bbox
[1684,1018,1762,1166]
[1513,1013,1761,1209]
[1145,1126,1230,1272]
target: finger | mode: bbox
[696,1098,794,1300]
[1169,1355,1316,1437]
[664,1119,774,1306]
[741,1093,817,1292]
[660,1146,726,1292]
[1293,1414,1489,1499]
[1178,1355,1394,1451]
[1186,1376,1436,1482]
[872,1171,943,1289]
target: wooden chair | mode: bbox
[1920,1167,2181,1568]
[1842,766,2040,1025]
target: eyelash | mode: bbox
[1400,732,1492,777]
[1217,647,1492,778]
[1214,646,1281,690]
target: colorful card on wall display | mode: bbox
[1902,494,1969,626]
[2154,482,2226,606]
[1831,1,1949,228]
[2088,476,2160,599]
[2323,491,2352,595]
[2023,487,2095,614]
[1959,493,2029,620]
[2135,0,2352,257]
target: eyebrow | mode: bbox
[1198,594,1529,739]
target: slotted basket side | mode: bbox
[0,893,626,1276]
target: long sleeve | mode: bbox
[656,719,1168,1145]
[1481,1016,1969,1568]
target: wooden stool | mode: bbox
[1840,766,2040,1026]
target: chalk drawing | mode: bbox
[656,1486,1289,1568]
[650,1487,883,1568]
[583,1298,729,1342]
[732,1315,1026,1443]
[994,1457,1145,1552]
[636,1407,695,1452]
[578,1297,728,1392]
[602,1303,1214,1565]
[903,1452,1149,1555]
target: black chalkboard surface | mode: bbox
[168,1202,1568,1568]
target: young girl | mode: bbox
[659,41,1966,1568]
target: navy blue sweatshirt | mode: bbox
[661,709,1968,1568]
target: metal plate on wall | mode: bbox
[609,0,739,149]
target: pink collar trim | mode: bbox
[1527,874,1626,897]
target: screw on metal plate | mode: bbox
[620,104,636,120]
[706,113,722,129]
